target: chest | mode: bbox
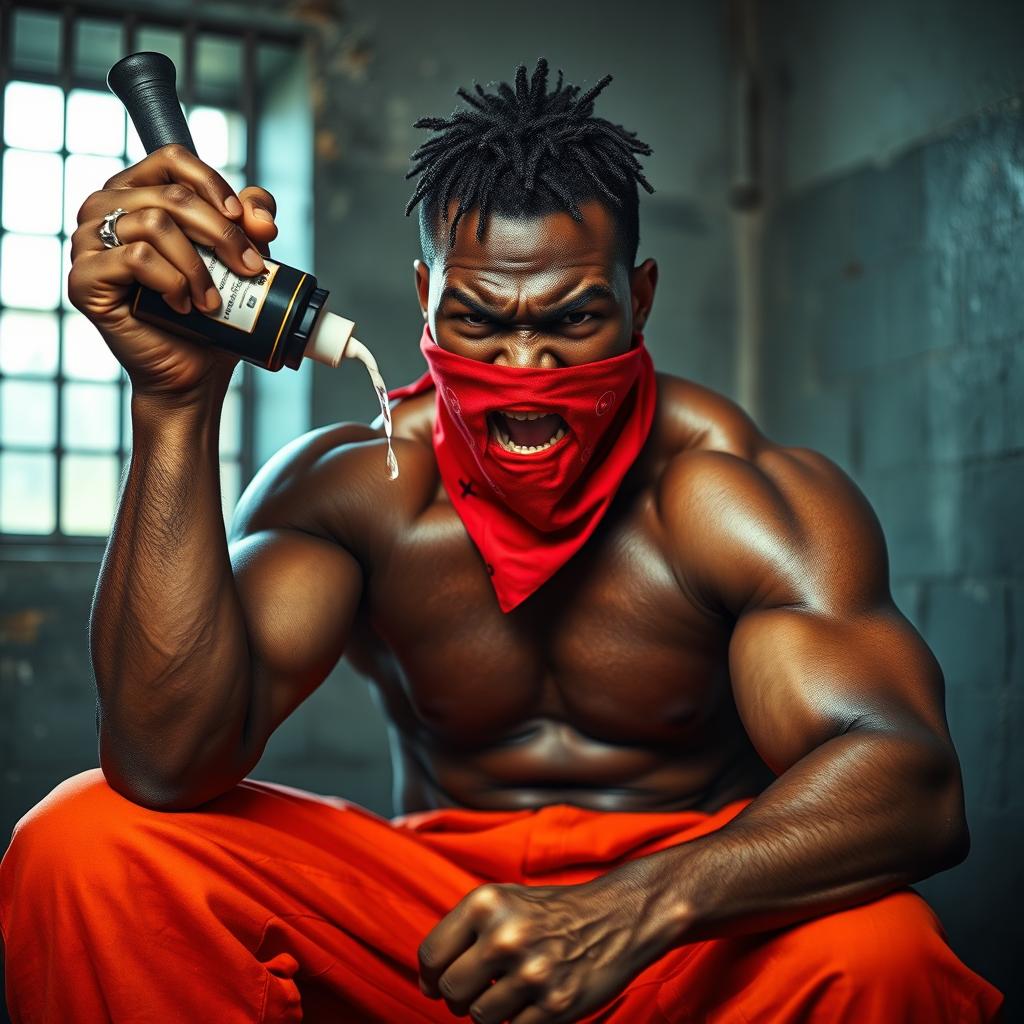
[352,482,734,746]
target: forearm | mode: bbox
[90,387,252,806]
[617,726,968,951]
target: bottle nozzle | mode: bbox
[305,309,356,368]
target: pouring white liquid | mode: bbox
[345,338,399,481]
[305,310,399,480]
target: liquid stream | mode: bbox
[344,338,399,480]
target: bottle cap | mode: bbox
[305,309,356,368]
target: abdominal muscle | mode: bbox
[388,713,776,815]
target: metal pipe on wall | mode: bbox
[729,0,764,422]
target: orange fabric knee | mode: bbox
[651,888,1004,1024]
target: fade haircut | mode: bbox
[405,58,654,268]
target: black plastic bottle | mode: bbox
[130,243,354,371]
[107,51,354,372]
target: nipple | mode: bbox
[344,338,399,481]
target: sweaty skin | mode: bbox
[223,200,969,1019]
[236,201,783,816]
[234,201,961,822]
[83,168,968,1021]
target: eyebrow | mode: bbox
[439,284,617,324]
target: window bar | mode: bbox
[0,3,9,260]
[239,28,258,490]
[51,2,75,540]
[12,0,298,42]
[0,2,9,522]
[181,20,195,151]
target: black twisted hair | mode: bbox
[405,58,654,267]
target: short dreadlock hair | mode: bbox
[405,58,654,268]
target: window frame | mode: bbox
[0,0,305,557]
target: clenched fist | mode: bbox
[418,870,671,1024]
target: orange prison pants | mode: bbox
[0,768,1005,1023]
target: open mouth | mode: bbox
[488,409,569,454]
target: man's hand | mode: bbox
[418,871,668,1023]
[68,143,278,401]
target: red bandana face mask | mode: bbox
[388,324,657,612]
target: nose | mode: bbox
[491,332,562,369]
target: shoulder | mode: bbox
[230,409,438,551]
[651,371,763,460]
[651,374,888,617]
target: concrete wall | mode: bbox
[307,0,736,426]
[1,560,100,838]
[758,1,1024,1009]
[766,0,1024,190]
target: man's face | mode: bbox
[414,199,657,369]
[413,198,657,456]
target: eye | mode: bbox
[562,311,594,325]
[460,313,490,327]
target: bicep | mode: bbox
[699,445,953,774]
[230,526,363,760]
[728,601,952,775]
[223,422,377,764]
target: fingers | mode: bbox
[430,946,495,1015]
[98,144,243,220]
[69,242,192,316]
[109,208,221,311]
[71,145,279,309]
[239,184,276,221]
[433,947,562,1023]
[509,1006,562,1024]
[465,974,534,1024]
[73,183,266,281]
[418,906,477,999]
[238,185,278,250]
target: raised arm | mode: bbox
[631,443,968,945]
[73,145,370,810]
[93,409,369,811]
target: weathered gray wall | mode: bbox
[767,0,1024,192]
[307,0,736,426]
[758,0,1024,1010]
[1,560,99,838]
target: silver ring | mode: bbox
[98,207,128,249]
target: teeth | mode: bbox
[501,410,547,421]
[490,417,569,455]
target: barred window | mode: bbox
[0,4,301,545]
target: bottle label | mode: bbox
[196,245,280,334]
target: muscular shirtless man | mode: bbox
[0,60,1004,1023]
